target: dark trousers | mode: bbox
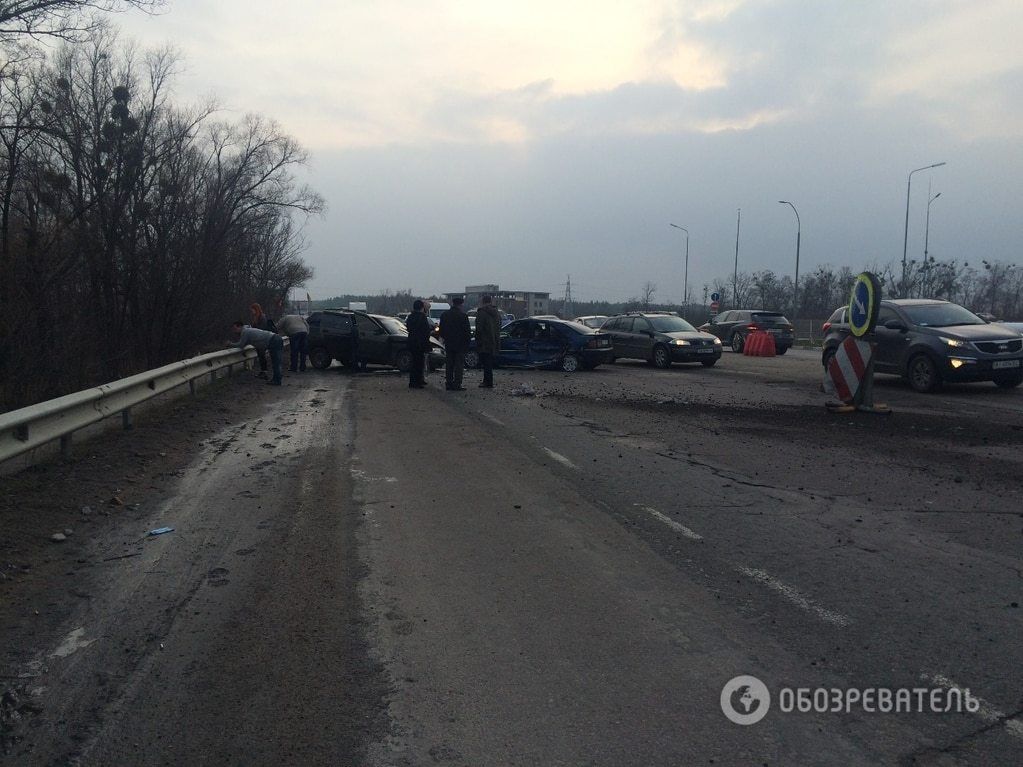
[288,332,308,372]
[445,351,465,388]
[480,351,494,386]
[257,349,268,372]
[409,349,425,386]
[268,335,284,384]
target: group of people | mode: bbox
[406,294,501,391]
[230,294,503,391]
[229,303,310,386]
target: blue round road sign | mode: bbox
[848,272,881,337]
[711,292,721,302]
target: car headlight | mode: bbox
[712,337,723,345]
[940,336,967,347]
[672,339,690,346]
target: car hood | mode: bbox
[916,324,1022,341]
[660,331,717,342]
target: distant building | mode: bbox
[446,285,551,318]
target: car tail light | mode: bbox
[822,322,832,333]
[746,323,762,331]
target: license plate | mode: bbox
[698,348,715,354]
[993,360,1021,369]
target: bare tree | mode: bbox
[0,0,163,42]
[641,281,656,310]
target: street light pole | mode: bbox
[733,208,741,308]
[924,189,941,263]
[669,223,689,307]
[778,200,801,324]
[901,161,946,297]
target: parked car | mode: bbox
[306,310,444,372]
[573,315,609,329]
[463,317,613,372]
[602,312,722,368]
[700,310,795,354]
[821,299,1023,392]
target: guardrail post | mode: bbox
[209,370,216,385]
[60,434,72,459]
[122,408,133,430]
[189,379,196,395]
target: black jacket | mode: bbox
[406,311,431,352]
[439,308,471,353]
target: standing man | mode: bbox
[439,296,471,391]
[277,313,310,372]
[231,321,284,385]
[406,300,431,389]
[474,294,502,388]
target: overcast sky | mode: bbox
[118,0,1023,302]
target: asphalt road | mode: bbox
[2,349,1021,766]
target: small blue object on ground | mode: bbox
[148,527,174,536]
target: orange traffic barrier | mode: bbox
[760,331,776,357]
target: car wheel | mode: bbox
[652,345,672,368]
[993,372,1023,389]
[730,333,745,353]
[309,347,332,370]
[560,353,581,373]
[394,349,413,373]
[907,354,942,393]
[701,359,717,367]
[463,350,479,369]
[775,346,788,355]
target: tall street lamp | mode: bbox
[924,190,941,263]
[669,223,689,306]
[778,200,801,323]
[733,208,741,308]
[901,161,946,296]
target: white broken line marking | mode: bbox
[350,469,398,483]
[543,448,579,471]
[638,505,703,540]
[738,566,851,627]
[479,411,505,427]
[923,673,1023,740]
[51,627,97,658]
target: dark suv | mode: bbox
[306,310,444,372]
[821,299,1023,392]
[700,310,795,354]
[602,312,722,368]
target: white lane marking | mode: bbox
[738,566,851,627]
[923,673,1023,740]
[543,448,579,471]
[638,505,703,540]
[51,627,97,658]
[479,411,505,427]
[350,469,398,483]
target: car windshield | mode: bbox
[558,321,593,334]
[901,303,985,327]
[377,317,407,334]
[648,316,697,333]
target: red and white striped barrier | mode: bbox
[825,336,873,403]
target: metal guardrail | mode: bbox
[0,346,261,464]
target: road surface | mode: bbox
[2,350,1021,765]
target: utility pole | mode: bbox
[562,275,574,319]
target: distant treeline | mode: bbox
[1,17,322,410]
[316,256,1023,324]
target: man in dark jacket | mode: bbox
[474,294,502,388]
[439,296,471,391]
[406,300,431,389]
